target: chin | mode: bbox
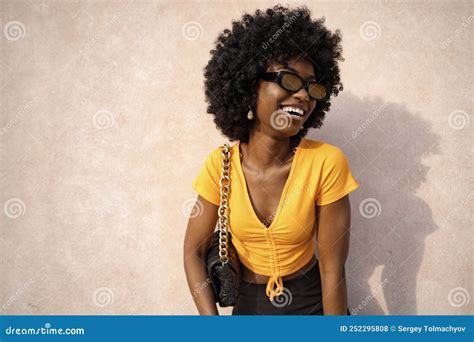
[280,126,302,137]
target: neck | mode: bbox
[240,132,300,169]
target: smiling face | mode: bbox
[253,56,318,138]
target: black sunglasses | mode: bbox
[260,71,327,100]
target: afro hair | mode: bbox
[203,4,344,142]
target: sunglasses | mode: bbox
[260,71,327,100]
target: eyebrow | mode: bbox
[280,66,316,81]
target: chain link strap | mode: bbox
[218,143,231,264]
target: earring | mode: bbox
[247,107,254,120]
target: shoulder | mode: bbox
[204,142,238,166]
[301,138,348,162]
[208,145,223,160]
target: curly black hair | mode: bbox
[203,4,344,142]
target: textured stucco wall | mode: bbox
[0,0,472,315]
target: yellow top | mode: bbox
[192,137,360,302]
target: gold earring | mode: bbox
[247,107,254,120]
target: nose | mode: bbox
[293,86,310,102]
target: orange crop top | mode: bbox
[192,137,360,302]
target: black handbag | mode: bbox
[205,143,241,307]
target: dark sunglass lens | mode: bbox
[281,73,303,91]
[308,83,327,100]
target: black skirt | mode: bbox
[232,260,351,315]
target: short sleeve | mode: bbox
[316,146,360,206]
[191,149,221,206]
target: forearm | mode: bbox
[184,253,219,315]
[320,269,348,315]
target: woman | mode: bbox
[184,5,359,315]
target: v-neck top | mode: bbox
[191,137,360,302]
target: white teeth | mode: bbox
[281,106,305,116]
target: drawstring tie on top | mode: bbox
[266,274,284,302]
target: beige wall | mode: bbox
[1,0,472,315]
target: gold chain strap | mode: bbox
[218,143,231,264]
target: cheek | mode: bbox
[257,83,287,108]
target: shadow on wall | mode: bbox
[307,92,441,315]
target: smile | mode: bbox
[279,105,305,117]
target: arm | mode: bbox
[316,194,352,315]
[183,195,220,315]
